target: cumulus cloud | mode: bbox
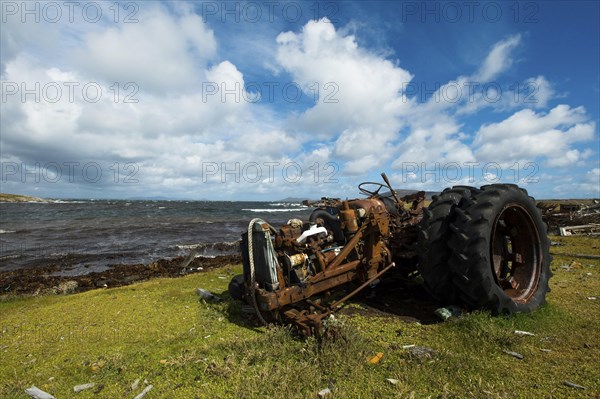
[76,6,216,93]
[1,7,597,199]
[474,105,595,166]
[275,18,413,173]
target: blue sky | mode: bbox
[1,1,598,200]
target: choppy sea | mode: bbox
[0,200,311,273]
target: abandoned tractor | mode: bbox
[229,173,551,334]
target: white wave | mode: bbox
[0,229,16,234]
[269,202,309,208]
[158,206,166,209]
[243,208,310,213]
[176,241,239,250]
[177,243,203,250]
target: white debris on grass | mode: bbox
[24,386,56,399]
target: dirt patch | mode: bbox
[0,255,241,296]
[342,273,443,324]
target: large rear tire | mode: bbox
[448,184,551,314]
[417,186,479,303]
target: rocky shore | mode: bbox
[0,254,242,296]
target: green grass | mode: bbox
[1,237,599,398]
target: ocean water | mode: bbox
[0,200,311,273]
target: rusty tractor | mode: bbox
[229,173,551,334]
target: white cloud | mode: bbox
[474,34,522,81]
[1,8,597,199]
[523,75,555,109]
[76,6,216,93]
[550,168,600,198]
[275,18,413,173]
[392,116,476,167]
[456,75,556,115]
[474,105,595,166]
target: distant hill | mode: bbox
[394,189,439,200]
[274,197,310,203]
[0,193,48,203]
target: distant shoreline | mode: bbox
[0,193,47,203]
[1,192,597,203]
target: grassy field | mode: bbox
[1,236,598,398]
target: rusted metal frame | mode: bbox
[279,262,397,335]
[325,218,369,270]
[305,299,328,312]
[282,309,325,336]
[312,259,361,283]
[329,262,396,310]
[256,260,361,311]
[358,206,389,279]
[255,211,371,311]
[381,172,403,207]
[280,308,310,335]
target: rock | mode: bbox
[73,383,95,392]
[95,280,109,288]
[58,280,79,294]
[434,306,462,321]
[122,275,141,284]
[24,386,56,399]
[406,346,437,360]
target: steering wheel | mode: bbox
[358,182,390,197]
